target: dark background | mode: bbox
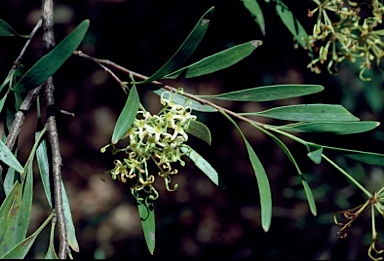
[1,0,384,259]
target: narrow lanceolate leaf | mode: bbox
[141,7,214,83]
[137,199,156,254]
[0,139,24,173]
[164,40,262,79]
[344,153,384,166]
[256,126,316,216]
[112,84,140,144]
[180,146,225,189]
[202,84,324,102]
[322,145,384,167]
[307,147,323,164]
[301,179,317,216]
[242,104,359,122]
[0,164,33,257]
[243,139,271,232]
[151,87,216,112]
[2,212,54,259]
[186,120,212,145]
[275,0,311,51]
[36,135,52,208]
[222,111,272,232]
[61,181,80,252]
[0,19,28,38]
[277,121,380,135]
[241,0,265,35]
[12,19,90,93]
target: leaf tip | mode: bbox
[262,224,270,233]
[70,243,80,253]
[251,40,263,48]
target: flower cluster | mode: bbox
[334,190,384,261]
[103,91,196,201]
[306,0,384,80]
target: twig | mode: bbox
[74,50,267,128]
[42,0,68,259]
[11,19,43,71]
[0,19,43,174]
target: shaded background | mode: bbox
[1,0,384,259]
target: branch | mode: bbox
[5,86,42,149]
[42,0,68,259]
[73,50,267,129]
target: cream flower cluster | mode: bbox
[306,0,384,80]
[109,91,196,200]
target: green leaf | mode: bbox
[344,153,384,167]
[0,139,24,173]
[243,139,271,232]
[151,87,216,112]
[278,121,380,135]
[112,84,140,144]
[14,91,22,111]
[0,75,11,93]
[61,181,80,252]
[185,120,212,145]
[165,40,262,79]
[5,109,15,133]
[45,215,58,259]
[137,199,156,254]
[242,104,359,122]
[36,135,52,208]
[12,19,90,93]
[0,19,28,38]
[0,164,33,257]
[141,7,214,83]
[45,241,58,259]
[321,145,384,167]
[222,111,272,231]
[2,212,53,259]
[0,91,8,114]
[301,178,317,216]
[3,147,19,197]
[241,0,265,35]
[3,150,19,197]
[275,0,311,51]
[180,146,225,189]
[202,84,324,102]
[0,182,18,244]
[307,147,323,164]
[256,126,316,216]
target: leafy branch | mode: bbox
[0,2,87,258]
[0,2,384,260]
[74,47,384,252]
